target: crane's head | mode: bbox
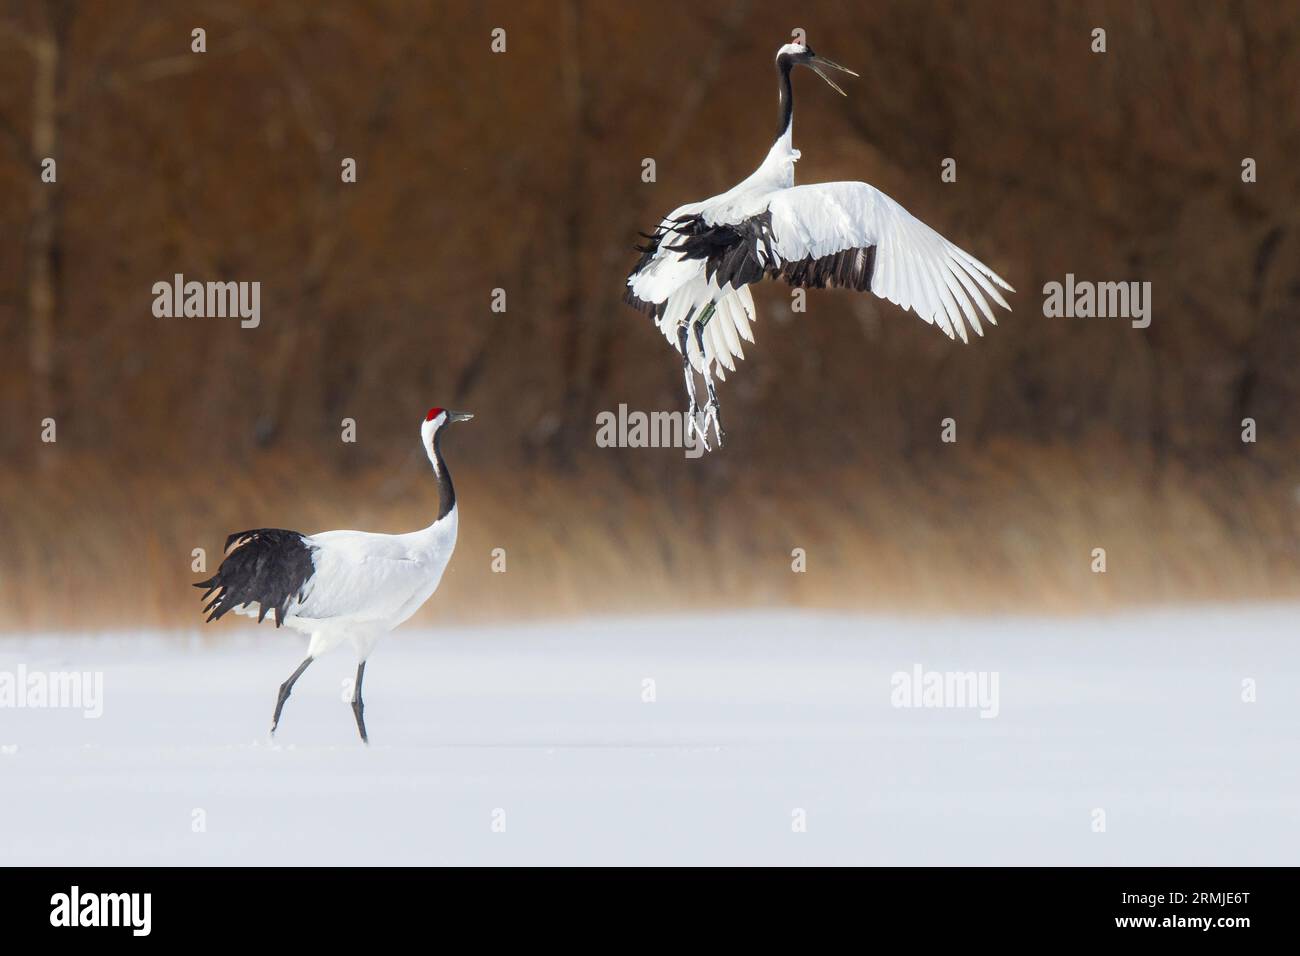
[421,406,474,443]
[775,35,858,96]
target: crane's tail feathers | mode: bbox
[193,528,316,628]
[656,283,757,379]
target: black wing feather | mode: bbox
[624,222,669,321]
[626,209,878,312]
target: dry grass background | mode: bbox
[2,0,1300,631]
[4,432,1297,631]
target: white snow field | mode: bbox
[1,607,1297,866]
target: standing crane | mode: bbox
[195,407,473,743]
[626,35,1014,448]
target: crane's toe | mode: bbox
[687,406,710,453]
[707,403,726,448]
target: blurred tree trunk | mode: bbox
[26,4,71,466]
[552,0,590,462]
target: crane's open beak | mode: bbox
[808,54,858,96]
[448,410,474,423]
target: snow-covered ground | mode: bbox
[1,608,1297,865]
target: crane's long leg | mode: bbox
[677,320,708,452]
[271,656,313,737]
[692,306,725,447]
[351,661,368,744]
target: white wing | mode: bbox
[765,181,1013,343]
[627,180,1013,382]
[290,529,453,626]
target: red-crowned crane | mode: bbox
[626,35,1014,449]
[195,407,473,743]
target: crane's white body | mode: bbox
[243,513,458,660]
[626,132,799,378]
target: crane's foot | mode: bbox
[686,401,710,453]
[703,378,725,448]
[352,699,368,745]
[705,401,725,448]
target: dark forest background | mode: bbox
[2,0,1298,630]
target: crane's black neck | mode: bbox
[776,54,795,140]
[431,427,456,521]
